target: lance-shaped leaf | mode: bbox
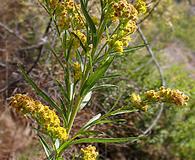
[57,136,140,155]
[81,113,101,130]
[80,91,92,110]
[38,135,52,160]
[80,0,98,47]
[123,44,146,54]
[56,80,70,103]
[80,56,114,96]
[109,109,138,116]
[102,109,138,119]
[19,65,61,113]
[72,136,139,144]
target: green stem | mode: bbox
[67,96,83,134]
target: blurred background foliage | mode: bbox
[0,0,195,159]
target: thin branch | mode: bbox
[0,22,29,44]
[137,26,166,136]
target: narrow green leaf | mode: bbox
[72,137,138,144]
[110,109,138,116]
[19,65,61,113]
[123,44,146,54]
[80,0,97,46]
[59,98,68,127]
[80,91,92,110]
[82,113,101,130]
[91,84,118,91]
[80,119,126,132]
[81,56,114,96]
[50,48,65,70]
[57,140,73,156]
[38,135,52,159]
[56,80,70,103]
[91,119,125,126]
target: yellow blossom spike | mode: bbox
[145,86,189,106]
[10,94,68,141]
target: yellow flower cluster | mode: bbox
[51,0,84,30]
[73,61,82,81]
[10,94,68,141]
[134,0,147,14]
[108,0,139,54]
[81,145,98,160]
[130,93,148,112]
[112,0,138,22]
[145,86,189,106]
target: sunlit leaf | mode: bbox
[82,113,101,130]
[38,135,52,159]
[80,91,92,110]
[110,109,138,116]
[55,139,60,149]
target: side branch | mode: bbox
[137,26,166,135]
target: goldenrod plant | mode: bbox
[9,0,189,159]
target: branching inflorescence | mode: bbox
[131,86,189,111]
[9,0,190,159]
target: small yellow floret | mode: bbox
[114,40,124,53]
[81,145,98,160]
[134,0,147,14]
[131,93,141,105]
